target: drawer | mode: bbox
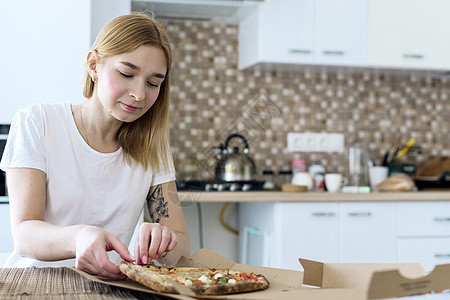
[398,238,450,273]
[397,202,450,237]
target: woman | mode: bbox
[0,13,190,279]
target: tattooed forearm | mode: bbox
[147,184,169,223]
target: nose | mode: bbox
[129,80,145,101]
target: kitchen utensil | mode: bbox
[396,138,416,160]
[385,136,402,164]
[214,134,257,182]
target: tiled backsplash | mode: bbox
[166,21,449,180]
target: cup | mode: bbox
[325,173,346,192]
[369,166,389,190]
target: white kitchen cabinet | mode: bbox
[0,201,13,266]
[238,0,315,69]
[238,202,339,270]
[340,202,396,263]
[368,0,450,70]
[314,0,368,66]
[398,238,450,273]
[397,202,450,272]
[238,0,367,70]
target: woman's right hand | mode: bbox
[75,226,134,279]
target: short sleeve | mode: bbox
[0,105,47,173]
[151,156,176,186]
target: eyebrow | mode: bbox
[119,61,166,79]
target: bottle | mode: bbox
[308,162,325,191]
[348,138,372,186]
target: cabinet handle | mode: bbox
[347,212,372,217]
[311,212,336,217]
[433,217,450,222]
[289,49,312,55]
[403,54,424,59]
[322,50,345,56]
[435,254,450,258]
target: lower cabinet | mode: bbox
[239,201,450,271]
[397,201,450,272]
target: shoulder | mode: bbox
[15,102,69,119]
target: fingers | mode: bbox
[75,226,129,280]
[106,233,134,262]
[137,223,177,265]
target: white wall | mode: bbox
[0,0,130,124]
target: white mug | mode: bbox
[369,166,389,190]
[325,173,347,192]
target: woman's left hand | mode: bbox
[134,222,178,265]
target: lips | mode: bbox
[120,102,140,112]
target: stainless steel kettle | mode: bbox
[215,134,257,182]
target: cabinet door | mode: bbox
[0,202,13,254]
[275,202,339,270]
[398,238,450,273]
[238,0,314,69]
[398,202,450,237]
[340,202,396,263]
[369,0,450,70]
[315,0,368,66]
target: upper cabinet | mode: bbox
[238,0,315,69]
[239,0,450,71]
[315,0,368,66]
[368,0,450,70]
[238,0,367,69]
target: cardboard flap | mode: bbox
[190,248,236,269]
[300,258,424,289]
[299,258,324,287]
[368,263,450,300]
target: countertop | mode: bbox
[178,190,450,203]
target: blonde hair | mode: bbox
[83,13,173,173]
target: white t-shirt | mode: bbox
[0,102,176,267]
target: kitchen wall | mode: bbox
[165,20,449,180]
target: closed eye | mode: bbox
[119,71,133,78]
[148,81,159,88]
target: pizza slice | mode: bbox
[119,261,270,295]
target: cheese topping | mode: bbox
[228,279,237,284]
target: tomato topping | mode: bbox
[192,280,205,285]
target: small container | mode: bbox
[277,170,292,188]
[292,160,307,174]
[262,170,275,190]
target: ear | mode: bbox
[86,50,99,79]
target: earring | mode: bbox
[92,77,95,83]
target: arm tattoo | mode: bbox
[147,184,169,223]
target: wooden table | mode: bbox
[0,267,170,299]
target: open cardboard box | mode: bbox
[72,249,450,299]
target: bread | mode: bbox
[377,174,415,192]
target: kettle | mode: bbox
[215,134,257,182]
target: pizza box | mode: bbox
[299,258,450,299]
[72,248,310,300]
[72,248,450,299]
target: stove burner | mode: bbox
[176,180,265,192]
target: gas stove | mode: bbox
[176,180,265,192]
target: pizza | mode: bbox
[119,261,270,295]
